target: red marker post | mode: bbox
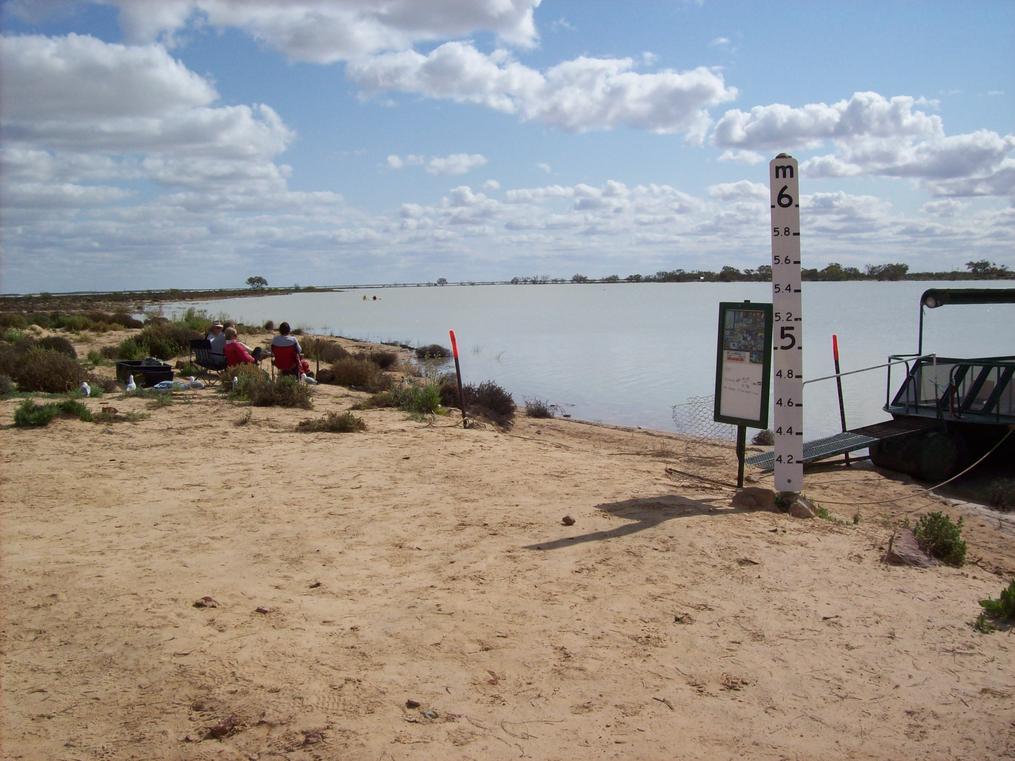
[449,329,467,428]
[832,334,850,465]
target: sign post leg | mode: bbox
[736,425,747,488]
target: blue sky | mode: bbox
[1,0,1012,293]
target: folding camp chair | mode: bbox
[271,343,301,378]
[189,338,228,384]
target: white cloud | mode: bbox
[22,0,542,62]
[715,91,1014,196]
[536,162,552,173]
[1,34,293,162]
[426,153,488,175]
[349,42,736,137]
[386,152,488,175]
[0,33,216,121]
[713,92,942,151]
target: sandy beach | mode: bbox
[2,331,1013,761]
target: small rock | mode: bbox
[884,528,938,568]
[673,612,695,624]
[309,581,322,589]
[254,606,271,614]
[731,487,775,511]
[421,709,438,720]
[788,496,817,519]
[204,715,240,739]
[193,596,219,608]
[302,730,324,746]
[561,515,576,526]
[405,699,421,709]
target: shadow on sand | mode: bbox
[524,493,756,551]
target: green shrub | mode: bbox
[14,399,59,427]
[113,337,147,360]
[263,320,275,331]
[86,349,108,366]
[14,398,92,427]
[100,345,122,359]
[979,579,1015,622]
[525,399,555,418]
[232,369,312,409]
[398,382,442,415]
[3,327,28,343]
[415,343,451,360]
[913,512,966,567]
[115,322,198,360]
[37,335,77,358]
[327,357,391,391]
[351,390,400,410]
[52,313,91,331]
[0,374,14,396]
[0,314,28,329]
[27,313,53,328]
[13,348,85,393]
[296,411,366,433]
[139,322,200,358]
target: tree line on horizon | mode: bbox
[505,259,1013,285]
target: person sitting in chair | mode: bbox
[207,321,227,358]
[270,322,312,377]
[223,327,264,366]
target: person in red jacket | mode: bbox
[223,327,264,366]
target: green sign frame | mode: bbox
[713,301,773,428]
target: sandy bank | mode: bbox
[1,334,1013,760]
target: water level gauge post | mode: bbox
[769,154,804,495]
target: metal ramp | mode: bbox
[746,418,938,472]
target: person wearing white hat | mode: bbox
[206,321,226,358]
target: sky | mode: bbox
[1,0,1013,294]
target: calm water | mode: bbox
[167,281,1014,439]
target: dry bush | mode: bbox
[304,338,349,364]
[296,411,366,433]
[12,348,85,393]
[231,369,312,408]
[415,344,451,360]
[358,350,399,370]
[37,335,77,358]
[326,357,391,392]
[525,399,555,418]
[467,381,516,426]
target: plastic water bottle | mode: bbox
[126,374,137,392]
[79,381,91,397]
[232,376,239,390]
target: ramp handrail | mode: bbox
[802,354,936,387]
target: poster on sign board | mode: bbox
[713,302,773,427]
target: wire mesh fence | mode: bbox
[671,394,736,462]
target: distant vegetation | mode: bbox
[515,259,1012,285]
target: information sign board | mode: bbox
[713,302,772,428]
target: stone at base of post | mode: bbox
[777,492,817,518]
[775,491,799,512]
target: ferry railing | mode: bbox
[886,355,1015,423]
